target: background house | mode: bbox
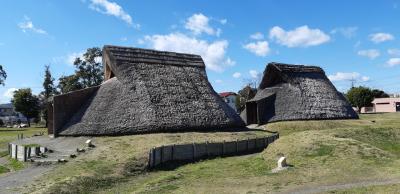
[219,92,237,112]
[372,98,400,113]
[0,103,28,125]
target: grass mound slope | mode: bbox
[19,113,400,193]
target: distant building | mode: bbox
[0,103,28,125]
[219,92,238,112]
[372,98,400,113]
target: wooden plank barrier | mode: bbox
[148,133,279,168]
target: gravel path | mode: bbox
[0,165,54,194]
[281,178,400,194]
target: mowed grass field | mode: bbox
[16,113,400,193]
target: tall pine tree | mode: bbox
[41,65,57,127]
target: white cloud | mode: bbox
[328,72,369,82]
[215,79,223,84]
[387,58,400,67]
[185,13,220,36]
[144,33,233,72]
[220,19,227,25]
[66,51,101,65]
[331,27,358,38]
[369,33,394,43]
[269,25,330,47]
[361,76,370,82]
[18,16,47,34]
[249,70,261,79]
[2,88,17,103]
[250,32,264,40]
[89,0,137,27]
[232,72,241,78]
[66,51,85,65]
[388,49,400,56]
[243,41,270,57]
[357,49,380,59]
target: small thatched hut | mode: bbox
[49,46,245,136]
[241,62,358,125]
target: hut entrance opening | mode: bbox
[246,101,258,124]
[396,102,400,112]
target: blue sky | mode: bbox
[0,0,400,103]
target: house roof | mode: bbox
[219,92,237,98]
[372,97,400,103]
[0,103,13,109]
[242,62,358,124]
[58,45,245,136]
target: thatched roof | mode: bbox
[58,45,245,136]
[241,62,358,124]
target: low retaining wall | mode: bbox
[148,133,279,168]
[8,143,47,162]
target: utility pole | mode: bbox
[350,77,356,88]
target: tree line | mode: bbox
[1,47,103,127]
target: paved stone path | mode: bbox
[280,178,400,194]
[0,165,54,194]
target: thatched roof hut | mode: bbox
[52,46,245,136]
[241,62,358,125]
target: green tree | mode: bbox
[12,88,40,127]
[346,86,374,113]
[371,89,389,98]
[235,85,257,112]
[58,74,83,94]
[0,65,7,85]
[41,65,58,127]
[74,47,103,88]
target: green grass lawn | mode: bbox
[0,126,46,151]
[22,113,400,193]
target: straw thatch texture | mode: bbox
[58,46,245,136]
[241,62,358,125]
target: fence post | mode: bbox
[161,146,165,164]
[192,143,196,161]
[236,139,239,153]
[23,146,26,162]
[171,144,175,161]
[206,141,209,157]
[15,145,18,159]
[152,147,156,167]
[148,149,152,168]
[222,141,225,156]
[246,138,249,152]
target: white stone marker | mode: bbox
[277,156,287,168]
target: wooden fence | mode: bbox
[8,143,47,162]
[148,133,279,168]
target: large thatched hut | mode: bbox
[241,62,358,125]
[49,45,245,136]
